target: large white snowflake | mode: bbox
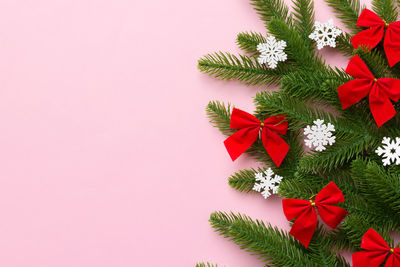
[304,119,336,152]
[375,137,400,166]
[257,36,287,69]
[309,19,342,50]
[253,168,283,199]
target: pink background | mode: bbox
[0,0,370,266]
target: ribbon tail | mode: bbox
[385,22,400,67]
[351,26,384,50]
[289,208,317,248]
[369,85,396,127]
[261,128,289,167]
[224,127,259,161]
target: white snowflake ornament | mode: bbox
[257,36,287,69]
[309,19,342,50]
[304,119,336,152]
[253,168,283,199]
[375,137,400,166]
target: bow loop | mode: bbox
[282,182,347,248]
[353,228,400,267]
[224,108,289,166]
[338,55,400,127]
[352,9,400,67]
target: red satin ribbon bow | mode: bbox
[338,55,400,127]
[224,108,289,167]
[353,228,400,267]
[352,8,400,67]
[282,182,348,248]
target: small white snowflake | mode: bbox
[309,19,342,50]
[375,137,400,166]
[304,119,336,152]
[257,36,287,69]
[253,168,283,199]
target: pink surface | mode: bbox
[0,0,370,266]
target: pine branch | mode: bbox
[198,52,288,86]
[324,0,365,34]
[250,0,291,28]
[236,31,267,56]
[291,0,315,50]
[372,0,398,23]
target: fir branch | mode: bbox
[351,158,400,220]
[280,67,346,105]
[291,0,315,49]
[206,101,234,136]
[372,0,398,23]
[335,32,354,57]
[324,0,365,34]
[228,169,257,193]
[250,0,291,27]
[268,18,320,68]
[236,31,267,56]
[196,263,218,267]
[209,212,314,266]
[298,138,373,172]
[198,52,287,86]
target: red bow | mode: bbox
[352,8,400,67]
[282,182,347,248]
[338,55,400,127]
[353,228,400,267]
[224,108,289,167]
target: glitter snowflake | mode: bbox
[257,36,287,69]
[375,137,400,166]
[309,19,342,50]
[253,168,283,199]
[304,119,336,152]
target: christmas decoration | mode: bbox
[224,108,289,167]
[352,8,400,67]
[198,0,400,266]
[304,119,336,151]
[352,228,400,267]
[282,182,347,247]
[338,55,400,127]
[309,19,342,50]
[253,168,282,199]
[375,137,400,166]
[257,36,287,69]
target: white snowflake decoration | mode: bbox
[375,137,400,166]
[253,168,283,199]
[304,119,336,152]
[309,19,342,50]
[257,36,287,69]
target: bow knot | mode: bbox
[223,108,290,167]
[338,55,400,127]
[282,182,348,248]
[353,228,400,267]
[352,8,400,67]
